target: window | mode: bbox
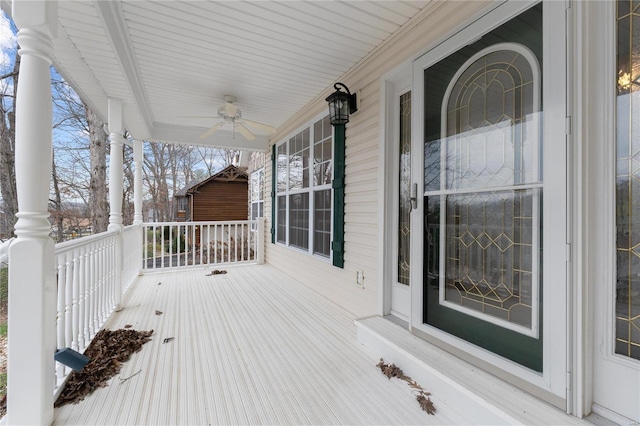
[249,169,264,220]
[275,115,333,258]
[177,197,188,212]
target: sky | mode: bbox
[0,10,16,100]
[0,10,15,67]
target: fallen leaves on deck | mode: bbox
[377,358,436,415]
[54,328,153,407]
[205,269,227,276]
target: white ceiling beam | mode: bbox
[94,0,153,139]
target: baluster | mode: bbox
[88,245,96,336]
[227,224,231,263]
[56,258,66,383]
[206,224,211,265]
[78,247,87,349]
[241,223,245,262]
[71,249,80,352]
[191,224,195,266]
[101,239,107,322]
[169,224,173,268]
[232,223,236,262]
[143,224,148,271]
[160,225,165,269]
[96,242,103,327]
[64,251,73,349]
[112,236,117,309]
[152,225,157,270]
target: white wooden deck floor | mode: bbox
[53,264,470,425]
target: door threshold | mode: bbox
[383,314,409,329]
[356,316,588,425]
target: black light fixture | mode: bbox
[325,82,358,126]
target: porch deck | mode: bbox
[53,264,467,425]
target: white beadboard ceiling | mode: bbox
[47,0,430,150]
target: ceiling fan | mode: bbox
[181,95,276,141]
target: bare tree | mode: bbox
[0,52,18,238]
[122,143,134,225]
[85,105,108,233]
[50,152,65,242]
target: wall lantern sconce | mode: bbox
[325,82,358,126]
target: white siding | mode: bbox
[265,1,492,318]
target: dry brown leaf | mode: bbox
[376,358,436,416]
[155,310,163,315]
[416,394,437,415]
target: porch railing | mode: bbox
[51,219,262,392]
[143,220,263,271]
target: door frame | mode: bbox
[582,1,640,422]
[379,65,413,323]
[410,0,570,408]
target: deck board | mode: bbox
[54,264,468,425]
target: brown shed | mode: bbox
[174,165,248,222]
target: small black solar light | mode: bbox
[55,347,90,371]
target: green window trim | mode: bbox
[332,124,345,268]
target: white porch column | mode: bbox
[108,99,124,310]
[7,1,58,424]
[133,139,144,225]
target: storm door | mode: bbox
[413,1,567,381]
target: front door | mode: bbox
[411,0,568,398]
[592,1,640,421]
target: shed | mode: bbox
[175,165,248,223]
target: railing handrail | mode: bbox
[143,219,256,227]
[55,228,119,254]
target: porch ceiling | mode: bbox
[13,0,429,150]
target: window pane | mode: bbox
[615,0,640,360]
[277,196,286,243]
[444,189,538,329]
[398,91,412,285]
[313,116,333,186]
[277,144,287,193]
[445,50,540,190]
[289,193,309,250]
[314,189,331,257]
[289,130,310,190]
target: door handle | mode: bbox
[410,183,418,210]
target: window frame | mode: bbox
[249,168,264,221]
[275,113,334,260]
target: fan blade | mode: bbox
[240,118,276,133]
[236,123,256,141]
[177,115,218,118]
[199,121,225,140]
